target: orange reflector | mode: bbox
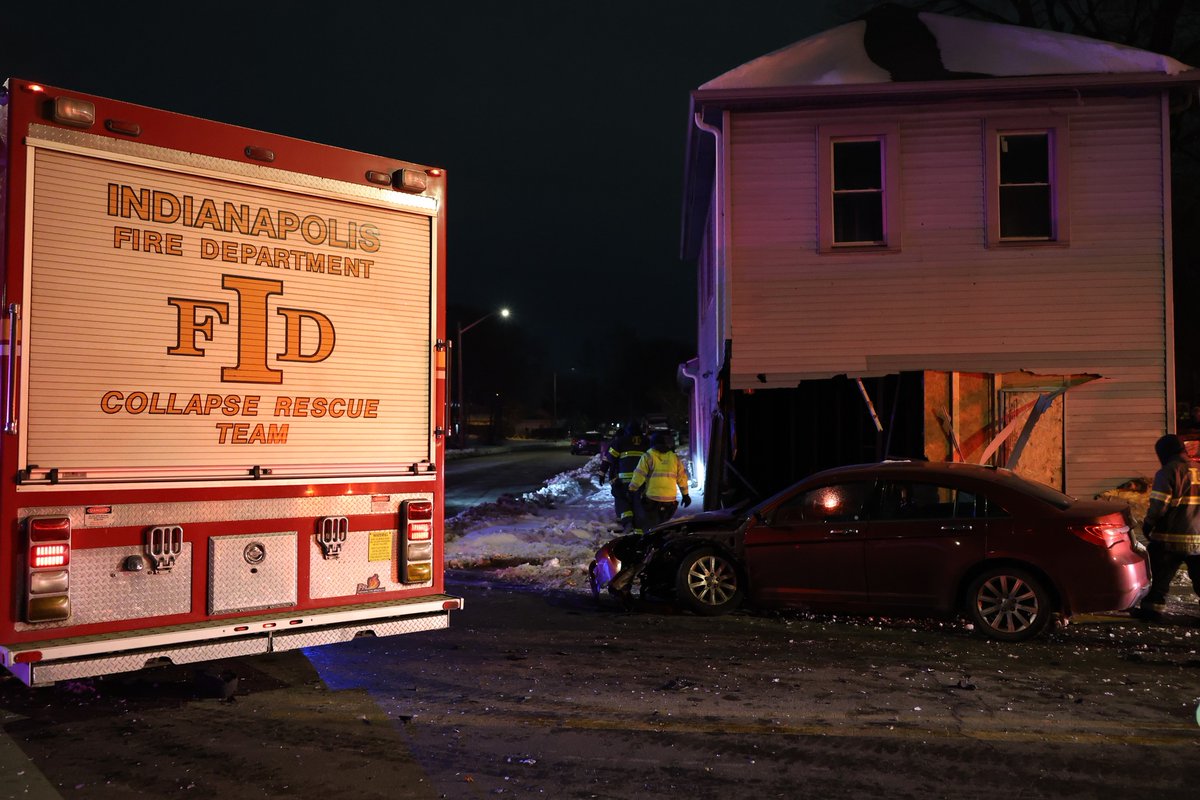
[13,651,43,664]
[234,626,249,632]
[27,595,70,623]
[244,145,275,163]
[105,119,141,136]
[406,563,433,583]
[442,600,460,611]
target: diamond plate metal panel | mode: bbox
[14,544,192,632]
[209,532,297,615]
[270,613,450,652]
[29,636,269,686]
[308,529,413,599]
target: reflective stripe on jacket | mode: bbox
[1144,457,1200,555]
[606,434,648,482]
[628,448,689,503]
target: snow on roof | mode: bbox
[701,6,1191,91]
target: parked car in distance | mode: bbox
[570,430,605,456]
[630,461,1150,641]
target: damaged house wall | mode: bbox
[729,94,1169,498]
[678,11,1200,507]
[690,86,1182,502]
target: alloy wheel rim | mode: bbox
[977,574,1039,633]
[686,556,737,606]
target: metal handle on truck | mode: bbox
[5,303,19,434]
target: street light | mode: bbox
[456,307,510,447]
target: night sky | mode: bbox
[1,1,876,369]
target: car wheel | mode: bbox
[675,547,743,616]
[965,567,1052,641]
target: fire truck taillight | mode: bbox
[400,500,434,584]
[25,516,72,623]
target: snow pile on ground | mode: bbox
[444,454,620,592]
[444,451,701,593]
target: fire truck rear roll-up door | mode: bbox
[19,138,435,482]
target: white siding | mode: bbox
[725,95,1169,496]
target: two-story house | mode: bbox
[680,5,1200,506]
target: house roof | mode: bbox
[680,5,1200,261]
[702,4,1191,90]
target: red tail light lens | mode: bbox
[406,500,433,520]
[1069,522,1129,548]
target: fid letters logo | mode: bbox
[167,275,334,384]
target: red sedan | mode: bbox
[630,461,1150,641]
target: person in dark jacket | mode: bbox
[604,421,649,532]
[1134,434,1200,621]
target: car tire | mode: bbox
[964,566,1052,642]
[675,547,743,616]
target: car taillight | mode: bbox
[1069,522,1129,549]
[26,516,72,622]
[400,499,434,584]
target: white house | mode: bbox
[680,5,1200,505]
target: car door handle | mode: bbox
[830,527,859,536]
[940,523,973,531]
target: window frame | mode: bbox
[818,123,902,253]
[985,116,1070,246]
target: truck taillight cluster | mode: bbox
[401,500,434,584]
[25,516,72,623]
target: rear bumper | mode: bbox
[1064,558,1150,615]
[2,594,462,686]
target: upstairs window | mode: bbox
[819,124,901,252]
[998,133,1051,238]
[986,118,1069,245]
[833,139,885,244]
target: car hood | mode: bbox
[651,507,744,535]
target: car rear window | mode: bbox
[989,469,1074,509]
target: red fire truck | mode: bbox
[0,79,459,685]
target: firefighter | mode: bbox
[627,429,691,529]
[604,421,650,532]
[1132,434,1200,621]
[607,429,691,607]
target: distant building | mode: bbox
[679,5,1200,505]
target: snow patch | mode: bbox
[445,451,701,592]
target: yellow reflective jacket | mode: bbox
[629,448,689,503]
